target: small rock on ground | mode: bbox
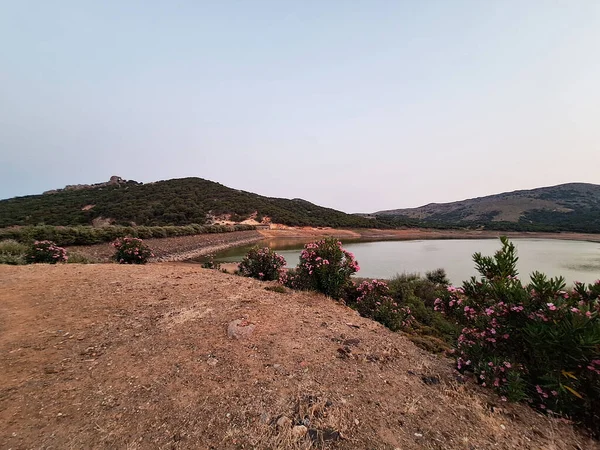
[227,319,255,339]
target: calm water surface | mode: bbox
[207,238,600,285]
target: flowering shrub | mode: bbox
[288,238,359,299]
[354,279,412,331]
[112,237,153,264]
[435,237,600,431]
[25,240,68,264]
[201,253,221,270]
[238,247,286,281]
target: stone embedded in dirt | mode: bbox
[226,319,255,339]
[421,376,440,385]
[276,416,292,429]
[342,338,360,347]
[337,346,352,358]
[43,366,59,374]
[207,357,218,366]
[272,364,287,375]
[308,428,341,444]
[292,425,308,437]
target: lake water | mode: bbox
[206,238,600,285]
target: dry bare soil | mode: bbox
[1,264,597,449]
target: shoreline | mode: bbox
[66,227,600,263]
[260,227,600,243]
[154,235,263,262]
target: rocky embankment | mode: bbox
[67,230,263,262]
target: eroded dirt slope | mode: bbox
[0,264,596,449]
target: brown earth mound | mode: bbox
[0,264,596,449]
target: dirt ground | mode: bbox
[1,264,597,449]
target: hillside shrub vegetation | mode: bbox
[352,279,412,331]
[0,239,27,265]
[386,271,459,350]
[200,253,221,270]
[435,237,600,432]
[0,224,256,247]
[238,247,286,281]
[112,237,153,264]
[0,178,383,229]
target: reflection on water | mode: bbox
[194,238,600,285]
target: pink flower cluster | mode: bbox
[353,279,412,329]
[238,247,286,281]
[28,240,68,263]
[112,237,154,264]
[436,277,600,411]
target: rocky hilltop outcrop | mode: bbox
[43,176,139,194]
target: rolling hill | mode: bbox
[2,178,600,233]
[374,183,600,233]
[0,177,378,229]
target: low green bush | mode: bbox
[66,252,97,264]
[200,253,221,270]
[386,271,459,344]
[265,285,287,294]
[0,239,27,265]
[425,268,450,285]
[353,279,413,331]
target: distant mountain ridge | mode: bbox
[2,178,600,233]
[373,183,600,233]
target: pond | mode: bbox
[200,238,600,285]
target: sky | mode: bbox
[1,1,599,213]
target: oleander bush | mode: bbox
[282,238,359,299]
[200,253,221,270]
[112,237,153,264]
[238,247,286,281]
[351,279,412,331]
[435,237,600,432]
[25,240,68,264]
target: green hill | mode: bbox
[0,177,377,229]
[374,183,600,233]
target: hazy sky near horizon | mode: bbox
[1,1,599,212]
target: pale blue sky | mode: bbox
[1,1,599,212]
